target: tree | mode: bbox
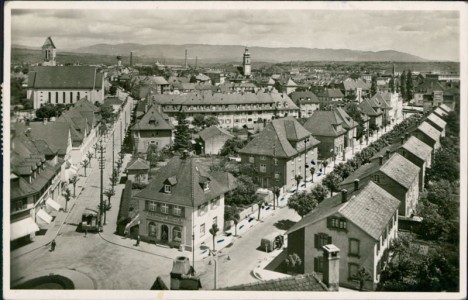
[80,159,89,177]
[322,160,329,174]
[426,148,459,183]
[322,173,342,196]
[224,206,240,236]
[100,105,114,123]
[173,111,192,152]
[189,75,197,83]
[370,75,378,96]
[35,104,57,119]
[389,76,395,93]
[294,175,303,190]
[225,175,259,206]
[209,223,219,251]
[257,197,267,221]
[109,168,120,192]
[355,267,372,291]
[63,188,71,212]
[273,186,281,210]
[86,151,93,167]
[109,85,117,95]
[406,70,413,102]
[399,72,406,99]
[287,192,318,218]
[146,144,159,170]
[103,188,115,206]
[219,137,247,157]
[311,184,328,203]
[192,114,205,128]
[284,253,302,274]
[309,167,316,183]
[69,174,79,197]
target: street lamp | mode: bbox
[303,138,310,189]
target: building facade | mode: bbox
[132,106,174,153]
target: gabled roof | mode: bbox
[370,93,392,110]
[13,122,70,156]
[239,117,319,158]
[289,91,320,104]
[433,107,448,118]
[104,97,123,106]
[222,273,328,291]
[426,113,447,131]
[288,181,400,240]
[198,126,234,142]
[28,66,103,89]
[42,36,56,49]
[439,103,453,112]
[334,107,357,130]
[340,160,381,186]
[416,122,441,143]
[133,156,236,207]
[303,111,347,137]
[342,78,371,91]
[401,136,432,162]
[326,88,344,98]
[359,99,381,117]
[379,153,420,189]
[132,106,174,131]
[125,158,150,171]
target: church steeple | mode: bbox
[42,37,57,66]
[242,47,251,77]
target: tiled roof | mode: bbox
[303,111,347,137]
[369,143,401,163]
[433,107,448,118]
[104,97,123,106]
[288,181,400,240]
[326,88,344,98]
[13,122,70,156]
[198,126,234,141]
[132,106,174,131]
[416,122,441,143]
[289,91,320,104]
[28,66,103,89]
[239,117,319,158]
[196,74,210,81]
[359,99,381,117]
[151,92,299,110]
[222,273,328,291]
[342,78,371,91]
[370,93,392,110]
[133,156,236,207]
[401,136,432,162]
[126,158,150,171]
[334,107,357,130]
[340,161,380,186]
[379,153,420,189]
[427,113,446,130]
[42,36,56,49]
[439,103,453,112]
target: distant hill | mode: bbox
[72,43,429,63]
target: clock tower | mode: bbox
[242,47,251,77]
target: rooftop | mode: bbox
[28,66,103,89]
[303,111,347,137]
[417,121,441,143]
[198,125,234,141]
[222,273,328,291]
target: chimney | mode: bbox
[130,51,133,67]
[379,155,384,166]
[43,118,48,124]
[185,49,188,69]
[386,149,391,159]
[181,150,189,160]
[401,136,404,145]
[322,244,340,291]
[341,189,348,203]
[170,256,200,290]
[354,179,360,191]
[405,132,410,141]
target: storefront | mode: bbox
[144,212,187,249]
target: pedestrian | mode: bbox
[136,235,141,247]
[84,229,88,238]
[51,239,56,252]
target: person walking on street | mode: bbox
[84,229,88,238]
[136,235,141,247]
[51,239,56,252]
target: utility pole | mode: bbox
[112,130,115,170]
[98,140,106,229]
[304,138,309,189]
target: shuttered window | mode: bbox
[314,256,324,273]
[314,233,332,249]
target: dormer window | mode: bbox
[163,176,177,194]
[203,182,210,191]
[199,176,211,191]
[164,184,172,193]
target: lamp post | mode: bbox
[208,249,218,290]
[97,140,106,230]
[303,138,309,189]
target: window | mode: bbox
[213,216,218,226]
[148,222,157,237]
[373,175,380,183]
[203,182,210,191]
[348,263,360,280]
[314,256,324,273]
[48,92,51,103]
[260,156,266,161]
[70,92,73,102]
[173,205,181,216]
[161,203,169,214]
[63,92,66,103]
[328,217,347,231]
[164,184,172,193]
[274,173,280,181]
[147,201,157,212]
[200,223,206,237]
[260,164,267,173]
[172,226,182,242]
[211,197,220,208]
[13,199,26,212]
[314,233,332,249]
[77,92,81,100]
[349,238,360,257]
[249,156,254,163]
[376,238,381,255]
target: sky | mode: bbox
[10,8,460,61]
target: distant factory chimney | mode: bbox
[195,56,198,69]
[185,49,188,69]
[116,55,122,67]
[130,52,133,67]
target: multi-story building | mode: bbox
[238,117,320,192]
[359,98,383,130]
[333,107,358,153]
[412,121,441,153]
[198,125,234,155]
[426,113,447,137]
[134,156,236,250]
[289,91,321,118]
[340,78,371,101]
[151,92,299,130]
[27,66,105,109]
[303,111,346,160]
[287,181,400,290]
[397,136,432,191]
[132,105,174,154]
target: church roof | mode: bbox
[42,36,56,49]
[28,66,103,90]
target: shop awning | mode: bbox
[46,198,61,211]
[37,209,53,224]
[10,217,40,241]
[124,214,140,235]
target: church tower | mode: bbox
[242,47,251,77]
[42,37,56,66]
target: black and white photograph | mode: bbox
[3,1,467,299]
